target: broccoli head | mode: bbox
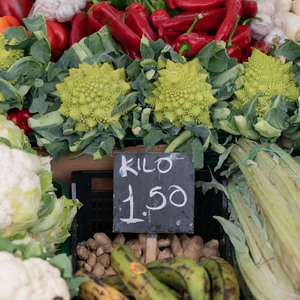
[146,58,217,127]
[231,49,299,117]
[0,33,24,70]
[57,62,132,132]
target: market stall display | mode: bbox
[0,0,300,299]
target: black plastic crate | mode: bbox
[70,169,231,263]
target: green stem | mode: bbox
[110,121,126,140]
[143,0,156,14]
[267,43,277,56]
[242,16,263,25]
[164,130,193,153]
[187,14,203,33]
[227,15,240,47]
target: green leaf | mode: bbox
[29,94,48,114]
[263,95,289,130]
[0,237,17,253]
[111,91,140,116]
[44,140,71,162]
[4,26,29,43]
[275,39,300,61]
[143,129,164,151]
[99,136,115,156]
[0,78,23,103]
[126,60,141,81]
[6,57,45,78]
[22,14,47,34]
[30,37,51,64]
[191,137,204,169]
[213,216,249,253]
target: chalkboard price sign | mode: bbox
[113,152,195,233]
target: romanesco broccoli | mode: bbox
[146,58,217,127]
[0,33,24,70]
[57,62,132,132]
[231,49,299,117]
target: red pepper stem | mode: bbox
[91,0,100,4]
[186,14,203,33]
[242,16,263,25]
[143,0,156,13]
[87,5,95,14]
[268,43,277,56]
[179,43,189,56]
[227,14,240,47]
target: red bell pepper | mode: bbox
[172,0,225,11]
[125,3,158,41]
[172,14,215,57]
[88,11,104,32]
[160,8,226,33]
[241,0,258,19]
[249,40,270,54]
[120,43,142,60]
[215,0,243,42]
[0,16,21,34]
[93,1,141,55]
[7,108,33,136]
[226,45,242,62]
[150,9,171,31]
[230,25,252,49]
[166,0,177,10]
[46,21,69,51]
[174,32,215,56]
[0,0,33,25]
[69,12,93,47]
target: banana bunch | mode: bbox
[100,244,240,300]
[75,269,130,300]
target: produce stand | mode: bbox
[1,0,300,300]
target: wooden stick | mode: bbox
[145,233,157,263]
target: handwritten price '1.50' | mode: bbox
[120,184,187,224]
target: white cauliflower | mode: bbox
[32,0,90,22]
[0,144,45,237]
[0,252,70,300]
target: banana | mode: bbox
[199,257,240,300]
[101,274,132,297]
[146,256,210,300]
[75,269,129,300]
[110,244,180,300]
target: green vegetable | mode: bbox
[231,49,299,117]
[57,62,133,132]
[146,57,217,127]
[0,32,23,71]
[214,138,300,296]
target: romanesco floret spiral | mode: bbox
[0,33,24,70]
[146,58,217,127]
[231,49,299,117]
[57,62,132,132]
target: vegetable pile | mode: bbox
[0,1,299,299]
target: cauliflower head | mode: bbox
[0,142,55,238]
[57,62,132,132]
[0,251,70,300]
[146,58,217,127]
[0,33,24,70]
[231,49,299,117]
